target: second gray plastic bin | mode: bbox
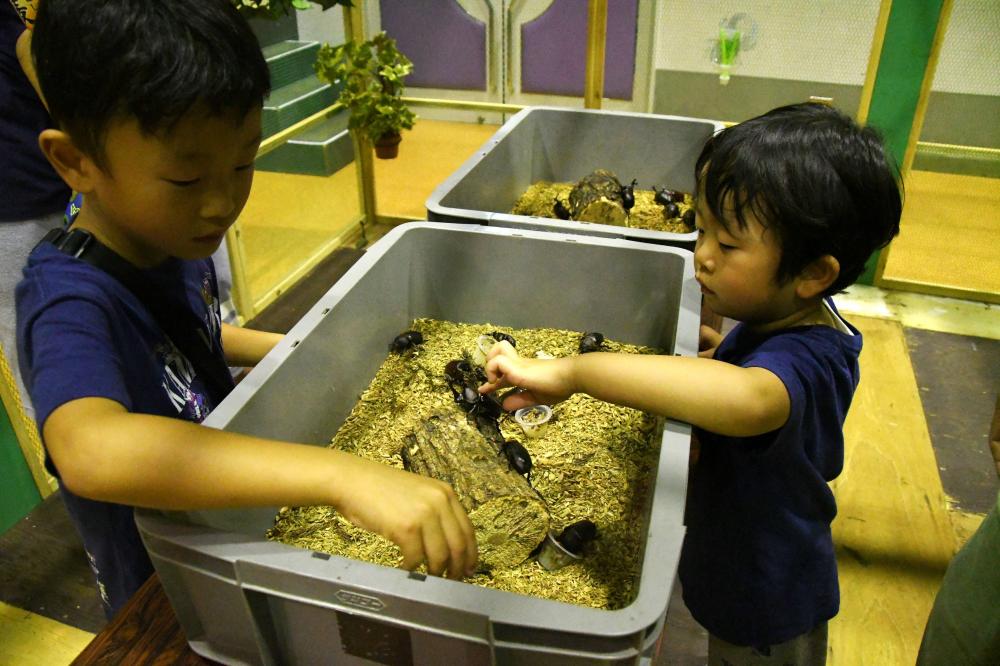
[136,222,701,665]
[426,107,724,247]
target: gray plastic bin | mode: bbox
[426,107,724,248]
[136,222,701,665]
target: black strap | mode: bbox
[40,228,235,405]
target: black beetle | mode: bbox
[450,382,503,421]
[578,331,604,354]
[389,330,423,353]
[444,358,473,384]
[654,186,686,208]
[489,331,516,347]
[446,359,503,422]
[652,186,674,207]
[499,439,532,484]
[556,519,598,556]
[664,202,680,219]
[620,179,637,212]
[553,198,571,220]
[682,208,696,229]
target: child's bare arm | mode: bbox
[43,397,478,579]
[481,343,789,437]
[698,325,725,358]
[221,323,283,367]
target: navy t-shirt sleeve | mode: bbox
[25,291,133,431]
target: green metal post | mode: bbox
[857,0,948,285]
[0,401,41,534]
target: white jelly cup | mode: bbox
[514,405,552,439]
[471,335,495,366]
[536,531,582,571]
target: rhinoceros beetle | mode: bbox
[578,331,605,354]
[620,179,637,212]
[499,438,533,485]
[389,330,423,353]
[445,359,502,422]
[556,519,598,556]
[489,331,517,347]
[664,202,680,219]
[553,198,571,220]
[653,186,683,207]
[682,208,696,229]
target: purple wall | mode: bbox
[521,0,637,100]
[379,0,487,91]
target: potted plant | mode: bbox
[314,31,416,159]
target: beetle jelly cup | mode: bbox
[471,335,496,366]
[515,405,552,439]
[536,531,582,571]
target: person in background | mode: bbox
[1,0,70,418]
[18,0,476,619]
[916,397,1000,665]
[479,103,902,665]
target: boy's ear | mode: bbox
[795,255,840,299]
[37,129,99,193]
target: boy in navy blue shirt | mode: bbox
[18,0,476,619]
[479,103,902,664]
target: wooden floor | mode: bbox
[831,317,958,666]
[2,120,998,665]
[236,119,501,312]
[883,170,1000,298]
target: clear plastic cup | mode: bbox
[515,405,552,439]
[470,334,496,366]
[536,531,582,571]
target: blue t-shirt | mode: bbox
[678,299,862,647]
[0,6,71,221]
[16,243,232,617]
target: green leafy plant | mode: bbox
[314,31,416,144]
[232,0,351,20]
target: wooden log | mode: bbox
[401,411,549,569]
[568,169,628,225]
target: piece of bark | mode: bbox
[401,411,549,569]
[568,169,628,225]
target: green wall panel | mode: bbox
[858,0,947,285]
[0,402,41,534]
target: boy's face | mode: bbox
[80,106,262,266]
[692,196,801,326]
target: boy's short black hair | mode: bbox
[32,0,270,167]
[695,103,902,295]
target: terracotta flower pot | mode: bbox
[373,132,402,159]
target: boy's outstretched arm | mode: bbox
[43,397,478,579]
[480,342,790,438]
[221,323,283,367]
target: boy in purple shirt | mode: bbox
[479,103,902,664]
[18,0,476,618]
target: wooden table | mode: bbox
[72,574,210,665]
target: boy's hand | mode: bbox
[331,452,478,580]
[478,341,575,409]
[698,325,724,359]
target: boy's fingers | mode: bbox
[485,340,516,362]
[397,533,425,572]
[420,519,450,578]
[451,494,478,576]
[435,496,474,580]
[482,356,512,389]
[500,390,538,412]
